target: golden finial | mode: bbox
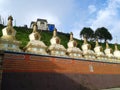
[7,16,13,27]
[33,22,37,33]
[8,15,13,21]
[33,22,37,26]
[53,29,57,37]
[83,36,87,44]
[70,32,73,41]
[106,41,109,49]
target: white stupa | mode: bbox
[81,37,95,59]
[67,32,82,58]
[24,22,47,55]
[48,29,66,56]
[104,42,114,59]
[113,43,120,60]
[0,16,21,52]
[94,39,105,60]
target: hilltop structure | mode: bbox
[30,18,55,31]
[37,19,48,30]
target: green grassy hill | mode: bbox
[0,24,120,51]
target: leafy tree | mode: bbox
[95,27,112,42]
[80,27,94,40]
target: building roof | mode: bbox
[30,21,35,25]
[48,24,55,26]
[37,18,48,23]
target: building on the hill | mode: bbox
[30,18,55,31]
[48,24,55,31]
[30,19,48,30]
[37,19,48,30]
[24,25,28,28]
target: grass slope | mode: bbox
[0,24,120,51]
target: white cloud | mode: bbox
[88,5,96,14]
[0,0,74,30]
[90,0,120,43]
[69,0,120,43]
[43,15,61,27]
[0,0,5,5]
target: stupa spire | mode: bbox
[29,22,41,41]
[106,41,109,49]
[83,36,87,44]
[7,15,13,27]
[53,29,57,37]
[115,43,118,51]
[70,32,73,41]
[95,39,99,47]
[33,22,37,33]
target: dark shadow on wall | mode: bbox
[1,72,91,90]
[1,53,90,90]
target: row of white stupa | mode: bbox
[0,16,120,61]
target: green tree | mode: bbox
[80,27,94,40]
[95,27,112,42]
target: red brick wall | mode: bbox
[3,53,120,74]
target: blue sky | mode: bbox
[0,0,120,43]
